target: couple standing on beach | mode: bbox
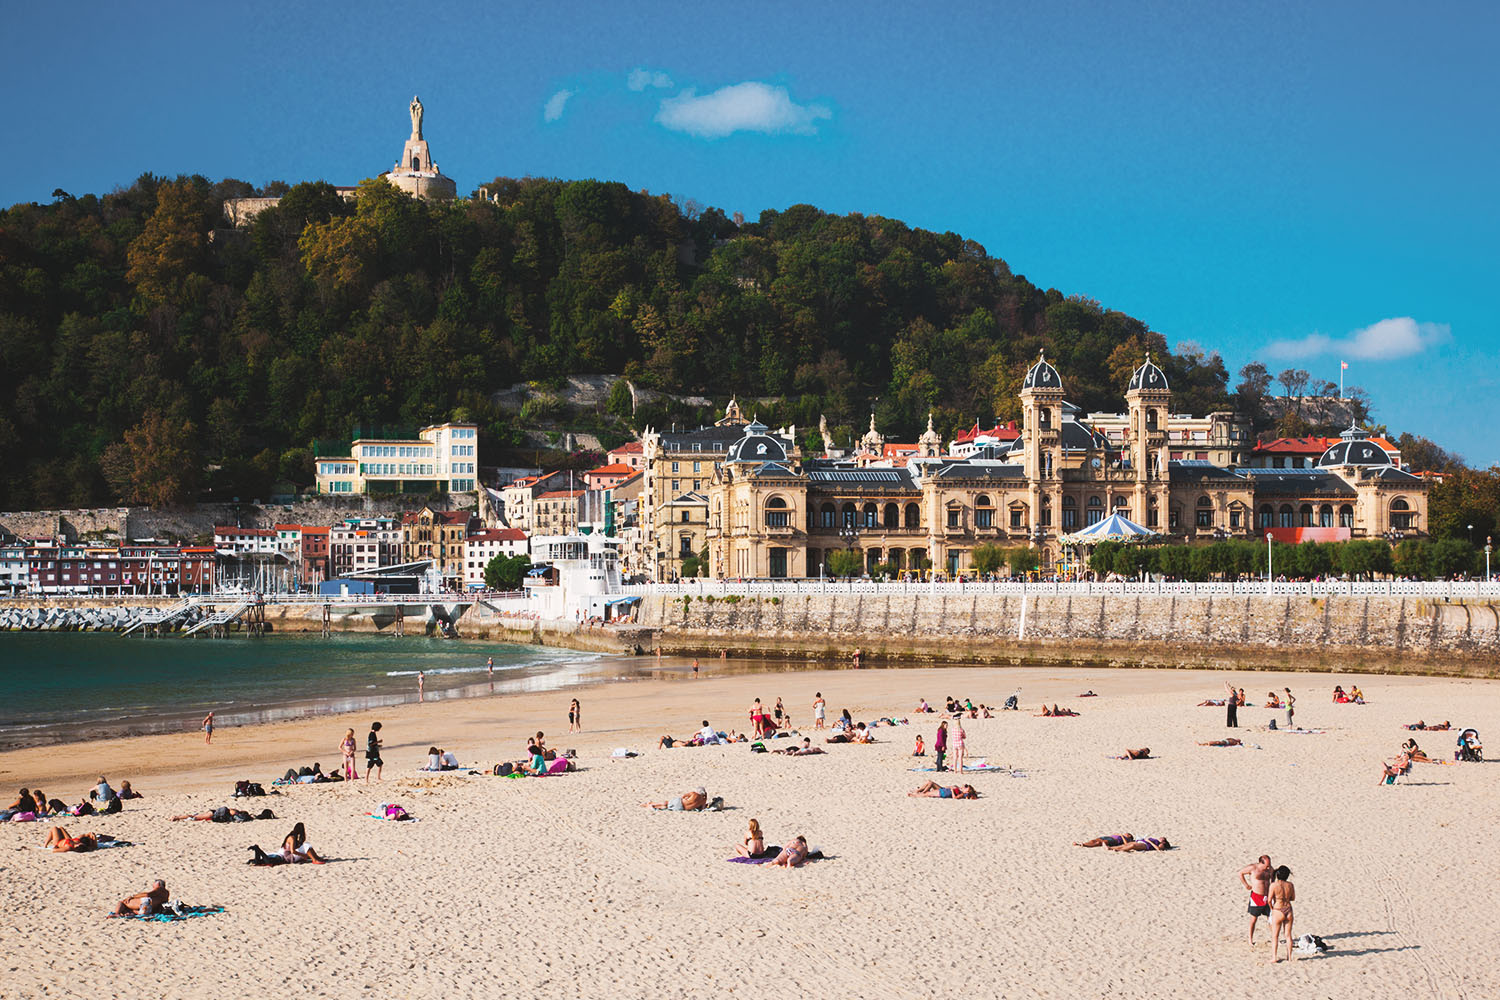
[1240,854,1298,962]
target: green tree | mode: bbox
[1006,546,1039,577]
[484,553,532,590]
[827,548,863,578]
[969,543,1004,576]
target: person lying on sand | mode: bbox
[248,822,327,865]
[1078,691,1099,698]
[109,879,168,917]
[1111,748,1151,760]
[765,836,810,868]
[1110,837,1172,851]
[1199,738,1243,747]
[1074,834,1135,847]
[641,788,713,811]
[657,735,693,748]
[907,780,979,799]
[1404,721,1450,731]
[1038,705,1079,717]
[1198,698,1227,707]
[172,807,275,822]
[1400,740,1446,765]
[44,826,114,852]
[774,738,825,756]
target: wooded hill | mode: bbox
[0,171,1289,510]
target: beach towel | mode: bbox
[33,839,135,852]
[115,904,225,923]
[610,748,640,758]
[726,848,825,865]
[1280,729,1327,735]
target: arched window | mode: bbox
[1259,504,1274,529]
[1339,504,1354,528]
[975,495,993,529]
[1196,495,1214,528]
[1113,495,1128,510]
[1041,495,1053,527]
[904,503,920,529]
[1319,504,1333,528]
[1299,503,1314,527]
[1390,496,1414,530]
[1086,495,1104,525]
[1039,408,1051,429]
[764,495,789,528]
[1146,409,1158,431]
[862,503,878,528]
[1279,504,1294,528]
[820,502,836,529]
[1147,500,1159,528]
[883,503,899,529]
[1061,495,1078,529]
[841,502,856,528]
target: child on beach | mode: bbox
[340,729,359,780]
[913,735,925,756]
[365,722,384,783]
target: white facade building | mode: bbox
[315,422,479,496]
[462,528,529,589]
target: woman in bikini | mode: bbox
[1268,866,1296,962]
[733,818,767,858]
[907,781,979,799]
[1074,833,1134,847]
[766,836,810,868]
[43,827,105,852]
[340,728,359,780]
[1109,836,1171,851]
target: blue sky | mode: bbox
[4,1,1496,464]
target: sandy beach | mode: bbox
[0,660,1494,999]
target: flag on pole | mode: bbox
[1341,361,1348,370]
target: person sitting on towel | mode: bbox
[109,879,168,917]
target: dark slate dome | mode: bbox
[1318,426,1391,468]
[1023,352,1063,391]
[727,427,788,464]
[1128,357,1169,392]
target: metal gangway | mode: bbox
[122,596,200,635]
[182,598,254,637]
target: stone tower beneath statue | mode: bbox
[385,96,457,201]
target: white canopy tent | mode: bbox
[1062,511,1155,545]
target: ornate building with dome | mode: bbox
[699,353,1429,579]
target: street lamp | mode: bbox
[1487,536,1493,583]
[1265,531,1273,583]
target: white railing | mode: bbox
[182,599,253,636]
[121,596,199,635]
[620,579,1500,599]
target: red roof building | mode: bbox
[584,463,636,490]
[608,441,645,470]
[1249,435,1401,470]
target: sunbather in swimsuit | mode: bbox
[1074,834,1134,847]
[1109,836,1171,851]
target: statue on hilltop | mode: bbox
[409,96,424,140]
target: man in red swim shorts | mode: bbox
[1239,854,1273,945]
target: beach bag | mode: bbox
[493,762,514,776]
[1267,719,1278,730]
[102,795,122,815]
[750,742,768,753]
[211,806,232,823]
[1294,934,1330,954]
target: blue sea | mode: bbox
[0,633,619,748]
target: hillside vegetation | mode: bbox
[0,171,1277,510]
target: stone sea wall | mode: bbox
[640,593,1500,678]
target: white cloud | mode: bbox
[627,68,673,92]
[655,81,831,139]
[543,89,575,123]
[1266,317,1450,361]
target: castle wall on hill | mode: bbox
[639,593,1500,677]
[1,496,472,544]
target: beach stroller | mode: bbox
[1003,690,1020,712]
[1456,729,1483,762]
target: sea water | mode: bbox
[0,632,614,748]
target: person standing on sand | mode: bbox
[692,658,699,677]
[953,718,967,774]
[1267,866,1296,963]
[365,722,383,783]
[569,698,581,733]
[1239,854,1273,944]
[1224,681,1238,727]
[750,698,765,737]
[813,692,826,730]
[201,712,214,744]
[417,670,425,702]
[340,728,359,780]
[934,720,949,772]
[1284,688,1296,730]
